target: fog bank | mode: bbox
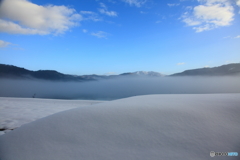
[0,76,240,100]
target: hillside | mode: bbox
[171,63,240,76]
[0,64,93,81]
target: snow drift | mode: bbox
[0,94,240,160]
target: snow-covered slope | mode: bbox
[120,71,165,77]
[133,71,165,77]
[0,94,240,160]
[0,97,105,135]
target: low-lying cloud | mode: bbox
[0,76,240,100]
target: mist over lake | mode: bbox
[1,76,240,100]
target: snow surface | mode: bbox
[0,94,240,160]
[0,97,105,135]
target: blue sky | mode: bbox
[0,0,240,75]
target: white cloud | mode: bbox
[91,31,109,38]
[182,0,235,32]
[237,0,240,6]
[167,3,180,7]
[98,3,117,17]
[177,62,185,65]
[234,35,240,38]
[0,40,11,48]
[194,4,234,26]
[0,0,81,35]
[182,16,201,26]
[193,24,212,32]
[82,29,88,33]
[122,0,147,7]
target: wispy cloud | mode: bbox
[0,40,11,48]
[80,11,102,21]
[182,0,235,32]
[91,31,109,38]
[98,3,117,17]
[177,62,185,65]
[80,11,94,14]
[122,0,147,7]
[167,3,180,7]
[234,35,240,38]
[82,29,88,33]
[223,36,230,39]
[140,11,147,14]
[0,0,81,35]
[223,35,240,39]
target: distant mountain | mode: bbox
[1,63,239,81]
[0,64,94,81]
[120,71,165,77]
[171,63,240,76]
[0,64,166,81]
